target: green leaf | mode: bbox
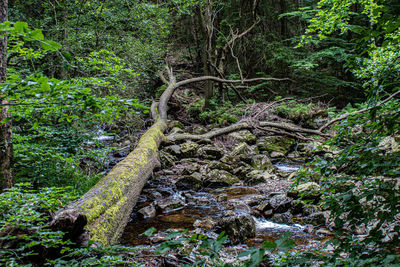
[141,227,157,237]
[40,40,62,51]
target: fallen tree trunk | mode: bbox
[52,67,291,246]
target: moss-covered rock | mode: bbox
[251,154,273,170]
[257,136,295,155]
[180,141,200,158]
[205,169,240,187]
[228,130,257,144]
[197,145,224,159]
[219,212,256,243]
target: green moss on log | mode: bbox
[70,119,167,245]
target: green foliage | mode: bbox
[187,99,245,126]
[0,184,139,266]
[148,228,295,267]
[0,184,78,265]
[273,100,317,122]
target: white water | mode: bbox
[254,217,304,233]
[274,163,301,173]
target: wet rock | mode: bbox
[197,145,224,159]
[138,204,156,218]
[270,151,285,159]
[193,217,218,230]
[181,163,201,175]
[142,189,163,200]
[175,172,203,190]
[289,182,321,199]
[156,196,185,212]
[251,154,274,170]
[306,211,330,225]
[303,224,314,234]
[205,169,240,187]
[301,204,320,216]
[257,136,295,155]
[180,141,200,158]
[219,212,256,243]
[221,155,241,165]
[228,130,257,144]
[245,170,277,185]
[226,199,252,213]
[165,145,181,156]
[316,228,332,236]
[263,209,273,218]
[239,194,266,207]
[207,161,234,172]
[271,211,293,224]
[228,142,255,163]
[269,194,293,213]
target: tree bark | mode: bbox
[0,0,13,191]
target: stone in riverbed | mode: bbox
[180,141,200,158]
[204,169,240,187]
[219,212,256,243]
[257,136,295,155]
[156,196,185,212]
[175,172,203,190]
[228,130,257,144]
[289,182,321,199]
[193,217,218,230]
[251,154,274,170]
[271,211,293,224]
[138,204,156,218]
[197,145,224,159]
[207,161,234,172]
[269,194,293,213]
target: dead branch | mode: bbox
[319,91,400,132]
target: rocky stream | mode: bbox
[105,125,335,265]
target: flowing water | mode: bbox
[120,163,327,250]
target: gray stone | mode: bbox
[138,204,156,218]
[180,141,200,157]
[175,172,203,190]
[251,154,274,170]
[156,196,185,212]
[289,182,321,199]
[269,194,293,213]
[205,169,240,187]
[193,217,218,230]
[270,151,285,158]
[219,213,256,243]
[207,161,234,172]
[165,145,181,155]
[256,136,295,155]
[181,163,201,175]
[272,211,293,224]
[228,130,257,144]
[197,145,224,159]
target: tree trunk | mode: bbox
[0,0,13,191]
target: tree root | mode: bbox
[167,120,327,142]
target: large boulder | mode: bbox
[219,212,256,243]
[204,169,240,187]
[257,136,295,155]
[228,130,257,144]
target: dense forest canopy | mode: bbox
[0,0,399,266]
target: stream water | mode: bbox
[120,163,327,252]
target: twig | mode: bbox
[319,91,400,132]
